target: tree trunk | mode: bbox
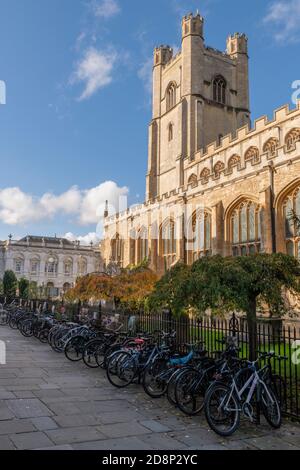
[247,298,257,361]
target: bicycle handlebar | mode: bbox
[257,350,288,361]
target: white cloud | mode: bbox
[79,181,128,225]
[0,188,40,225]
[39,187,81,216]
[0,181,128,227]
[263,0,300,43]
[64,232,101,246]
[71,47,118,100]
[93,0,121,19]
[138,57,153,96]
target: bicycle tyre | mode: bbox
[204,382,240,437]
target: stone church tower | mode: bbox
[147,13,250,200]
[103,10,300,276]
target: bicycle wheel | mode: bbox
[204,383,240,437]
[9,316,18,329]
[271,375,286,410]
[166,368,187,405]
[83,339,104,368]
[20,320,34,337]
[0,310,8,326]
[142,359,170,398]
[101,343,122,369]
[260,383,281,429]
[38,329,49,343]
[64,336,86,362]
[175,368,206,415]
[106,351,137,388]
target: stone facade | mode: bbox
[0,236,103,297]
[101,12,300,276]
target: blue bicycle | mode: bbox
[142,342,206,398]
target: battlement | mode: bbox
[205,46,231,59]
[227,32,248,55]
[154,45,173,66]
[196,101,300,161]
[182,12,204,39]
[105,101,300,227]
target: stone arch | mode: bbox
[225,195,261,255]
[275,178,300,211]
[212,75,226,104]
[159,218,176,270]
[77,256,88,276]
[165,82,177,111]
[263,137,279,157]
[13,254,25,274]
[228,154,241,170]
[274,178,300,255]
[63,282,71,292]
[63,257,73,276]
[186,209,212,263]
[244,146,260,164]
[137,226,149,263]
[188,173,198,188]
[200,167,210,181]
[285,128,300,151]
[45,254,58,276]
[30,255,40,275]
[213,161,225,177]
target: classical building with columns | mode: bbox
[0,236,102,297]
[101,12,300,276]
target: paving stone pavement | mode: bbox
[0,326,299,450]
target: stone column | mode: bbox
[149,237,158,272]
[23,252,31,278]
[260,186,274,254]
[211,201,224,255]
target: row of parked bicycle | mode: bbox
[0,301,287,437]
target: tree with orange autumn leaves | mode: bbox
[64,268,158,311]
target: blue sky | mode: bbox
[0,0,300,243]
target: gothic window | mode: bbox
[263,138,279,158]
[214,161,225,177]
[188,174,198,188]
[244,146,260,164]
[283,186,300,258]
[229,200,261,256]
[161,219,176,270]
[228,154,240,170]
[190,211,212,263]
[137,227,149,263]
[111,234,124,264]
[200,167,210,182]
[213,75,226,104]
[285,128,300,151]
[168,123,174,141]
[166,83,176,111]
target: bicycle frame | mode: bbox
[222,366,276,416]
